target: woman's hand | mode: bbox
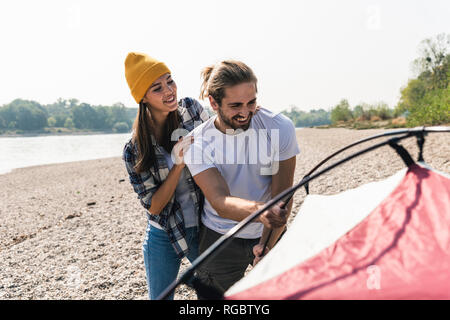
[172,136,194,167]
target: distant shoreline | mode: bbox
[0,130,131,138]
[2,127,306,138]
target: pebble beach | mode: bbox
[1,128,449,300]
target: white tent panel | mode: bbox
[226,168,408,296]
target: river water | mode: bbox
[0,133,132,175]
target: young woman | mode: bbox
[122,52,209,299]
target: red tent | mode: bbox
[226,164,450,300]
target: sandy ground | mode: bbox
[0,128,449,300]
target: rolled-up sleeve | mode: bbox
[122,142,158,210]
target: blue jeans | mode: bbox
[142,224,199,300]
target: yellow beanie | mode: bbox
[124,52,171,104]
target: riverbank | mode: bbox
[0,128,449,299]
[0,128,130,138]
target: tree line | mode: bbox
[330,99,397,124]
[283,34,449,129]
[282,107,331,127]
[282,100,395,129]
[329,33,449,127]
[396,33,449,126]
[1,34,447,134]
[0,98,137,133]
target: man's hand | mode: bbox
[258,201,287,229]
[252,243,269,266]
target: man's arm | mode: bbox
[254,156,296,262]
[193,167,287,229]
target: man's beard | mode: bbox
[217,107,254,131]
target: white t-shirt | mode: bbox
[184,107,300,239]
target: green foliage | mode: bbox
[109,103,133,129]
[405,86,450,126]
[0,98,138,133]
[352,105,364,120]
[397,79,427,114]
[283,100,396,128]
[0,114,6,129]
[113,122,130,133]
[72,103,97,129]
[373,102,393,120]
[396,33,450,126]
[47,116,57,127]
[413,33,450,90]
[282,106,330,127]
[64,117,75,129]
[330,99,353,124]
[0,99,48,130]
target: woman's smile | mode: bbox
[163,94,178,109]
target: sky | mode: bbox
[0,0,449,112]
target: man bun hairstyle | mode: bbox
[199,60,258,106]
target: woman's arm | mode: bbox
[148,136,195,215]
[147,164,184,215]
[123,137,193,215]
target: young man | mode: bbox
[183,60,300,294]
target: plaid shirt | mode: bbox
[123,97,210,258]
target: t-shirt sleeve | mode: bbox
[275,114,301,161]
[184,137,216,177]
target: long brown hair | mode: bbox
[199,60,258,106]
[132,100,180,173]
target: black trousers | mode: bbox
[197,224,260,296]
